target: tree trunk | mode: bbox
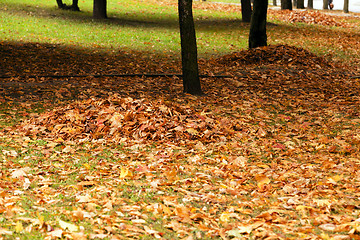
[249,0,268,49]
[344,0,349,13]
[178,0,202,95]
[241,0,252,22]
[323,0,328,9]
[281,0,292,10]
[71,0,80,11]
[93,0,107,19]
[307,0,313,9]
[273,0,277,6]
[56,0,66,9]
[56,0,80,11]
[296,0,304,8]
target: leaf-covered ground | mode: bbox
[1,5,360,240]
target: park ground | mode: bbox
[1,0,360,239]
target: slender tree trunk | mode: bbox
[344,0,349,12]
[323,0,328,9]
[178,0,202,95]
[249,0,268,49]
[281,0,292,10]
[56,0,65,9]
[93,0,107,19]
[56,0,80,11]
[71,0,80,11]
[307,0,313,9]
[241,0,252,22]
[296,0,304,8]
[273,0,277,6]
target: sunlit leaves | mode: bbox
[0,12,360,239]
[58,219,79,232]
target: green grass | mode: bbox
[1,0,359,62]
[0,0,248,58]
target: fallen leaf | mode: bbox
[255,174,271,188]
[58,219,79,232]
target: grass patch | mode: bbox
[1,0,359,62]
[0,0,248,57]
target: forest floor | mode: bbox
[1,3,360,240]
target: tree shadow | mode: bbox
[1,0,247,31]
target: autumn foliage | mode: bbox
[1,4,360,240]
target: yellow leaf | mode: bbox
[55,137,64,143]
[313,199,331,208]
[256,164,269,168]
[236,207,252,214]
[327,175,342,184]
[296,205,310,211]
[255,175,270,188]
[186,128,199,135]
[58,219,79,232]
[162,205,172,215]
[220,212,230,222]
[295,205,315,216]
[165,170,178,182]
[15,221,23,233]
[83,163,91,170]
[320,233,331,240]
[38,214,44,226]
[120,167,132,179]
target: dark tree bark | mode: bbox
[281,0,292,10]
[273,0,277,6]
[296,0,305,8]
[307,0,313,9]
[241,0,252,22]
[93,0,107,19]
[178,0,202,95]
[344,0,349,13]
[56,0,80,11]
[71,0,80,11]
[323,0,328,9]
[56,0,65,9]
[249,0,267,49]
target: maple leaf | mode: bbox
[119,167,132,179]
[255,174,271,188]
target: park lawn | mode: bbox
[0,0,360,239]
[0,0,359,62]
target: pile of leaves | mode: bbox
[270,9,357,28]
[18,96,237,143]
[7,44,357,146]
[13,44,353,146]
[214,44,334,67]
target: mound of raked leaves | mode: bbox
[19,95,237,144]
